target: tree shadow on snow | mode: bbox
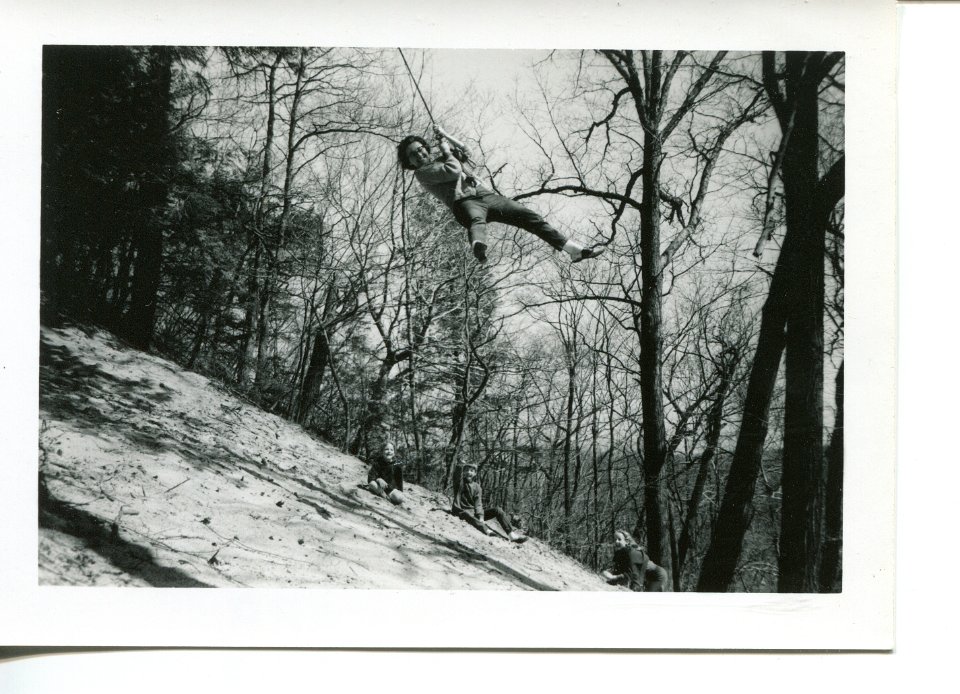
[40,339,175,432]
[39,477,213,588]
[38,330,561,591]
[41,336,248,474]
[305,485,557,591]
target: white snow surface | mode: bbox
[38,324,615,591]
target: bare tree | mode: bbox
[512,50,767,581]
[698,52,844,592]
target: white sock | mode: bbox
[562,240,585,259]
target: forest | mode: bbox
[40,46,844,593]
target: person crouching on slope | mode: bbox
[397,125,605,265]
[451,461,526,543]
[365,440,405,506]
[600,529,670,592]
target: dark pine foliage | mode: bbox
[41,46,182,348]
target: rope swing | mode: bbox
[398,48,437,129]
[398,48,477,168]
[396,49,610,258]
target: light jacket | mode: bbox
[414,149,490,211]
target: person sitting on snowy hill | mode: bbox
[451,460,526,543]
[364,440,405,506]
[600,529,670,592]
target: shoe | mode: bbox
[509,531,528,543]
[472,242,488,263]
[572,244,605,263]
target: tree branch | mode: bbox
[600,50,650,132]
[762,52,788,127]
[585,87,631,146]
[814,155,845,222]
[663,90,764,267]
[661,51,727,141]
[513,183,643,213]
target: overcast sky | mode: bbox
[403,48,553,155]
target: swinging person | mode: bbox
[397,125,605,264]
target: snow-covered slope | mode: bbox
[38,324,615,591]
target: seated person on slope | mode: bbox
[451,460,526,543]
[397,125,605,265]
[365,440,405,506]
[600,529,670,592]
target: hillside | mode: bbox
[38,324,615,591]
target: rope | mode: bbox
[398,49,608,251]
[398,48,477,169]
[398,48,436,128]
[397,48,608,253]
[397,49,608,252]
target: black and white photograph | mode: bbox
[36,44,845,593]
[2,0,896,654]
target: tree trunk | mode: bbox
[697,51,844,592]
[638,119,672,580]
[443,399,469,489]
[256,52,305,386]
[124,48,173,350]
[678,348,737,575]
[241,53,280,384]
[591,352,601,570]
[400,183,424,484]
[697,236,794,591]
[350,354,398,455]
[294,324,331,424]
[236,245,262,382]
[562,351,575,552]
[778,58,826,591]
[442,342,474,490]
[819,361,844,592]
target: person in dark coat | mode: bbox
[365,440,405,506]
[451,461,526,543]
[601,529,670,591]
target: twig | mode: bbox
[163,478,190,494]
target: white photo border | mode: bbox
[1,0,896,650]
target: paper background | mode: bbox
[1,0,900,655]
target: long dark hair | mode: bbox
[397,135,429,170]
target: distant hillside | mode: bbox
[38,324,616,591]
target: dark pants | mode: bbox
[645,565,670,592]
[453,192,567,251]
[455,507,513,534]
[369,478,397,495]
